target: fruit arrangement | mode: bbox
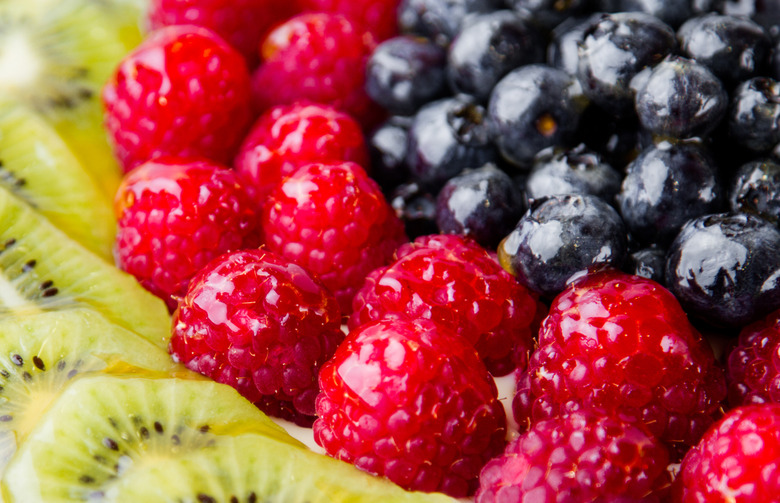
[2,0,780,502]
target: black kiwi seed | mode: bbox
[197,494,216,503]
[199,424,210,433]
[0,414,12,422]
[1,238,15,251]
[56,360,66,371]
[42,286,59,298]
[22,371,32,382]
[0,369,9,378]
[22,259,35,272]
[79,475,95,484]
[10,354,22,366]
[102,438,119,451]
[32,356,44,370]
[154,421,164,434]
[171,434,180,446]
[108,417,119,430]
[67,369,78,379]
[248,492,257,503]
[230,497,239,503]
[138,426,149,439]
[40,280,53,290]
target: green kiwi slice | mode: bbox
[0,307,179,476]
[0,184,170,347]
[2,375,304,502]
[0,101,115,260]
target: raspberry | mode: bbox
[476,410,672,503]
[296,0,400,42]
[146,0,298,67]
[674,404,780,502]
[103,25,253,172]
[262,161,407,313]
[251,13,384,128]
[726,308,780,406]
[313,318,507,498]
[349,234,540,376]
[513,268,727,459]
[170,249,344,426]
[234,102,369,205]
[114,157,260,312]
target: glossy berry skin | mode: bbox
[350,234,540,376]
[170,249,344,426]
[389,182,439,239]
[233,102,369,205]
[729,159,780,225]
[726,308,780,407]
[262,161,407,314]
[365,36,448,116]
[114,157,261,312]
[513,269,727,459]
[632,56,728,140]
[618,141,723,247]
[314,318,507,498]
[398,0,504,46]
[251,13,382,127]
[547,14,602,76]
[577,12,676,117]
[296,0,400,42]
[728,77,780,153]
[498,194,628,299]
[626,246,666,285]
[102,25,253,172]
[447,10,544,102]
[665,212,780,329]
[488,64,586,167]
[435,164,525,249]
[476,410,672,503]
[369,116,412,191]
[602,0,694,28]
[506,0,590,29]
[674,404,780,502]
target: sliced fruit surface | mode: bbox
[0,185,170,347]
[2,375,303,502]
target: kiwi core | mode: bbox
[0,30,41,95]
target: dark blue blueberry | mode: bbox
[498,193,628,299]
[390,182,439,239]
[365,36,448,116]
[406,96,498,188]
[625,245,667,284]
[435,163,525,248]
[547,14,603,76]
[729,158,780,225]
[397,0,504,46]
[525,143,622,204]
[505,0,591,30]
[447,10,544,101]
[678,14,771,89]
[368,116,413,192]
[665,212,780,328]
[577,105,643,170]
[577,12,677,117]
[632,55,728,139]
[601,0,695,28]
[488,64,586,167]
[728,77,780,153]
[618,141,723,246]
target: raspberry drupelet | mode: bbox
[170,249,344,426]
[296,0,401,42]
[726,308,780,407]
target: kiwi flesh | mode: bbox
[0,184,170,347]
[2,375,304,502]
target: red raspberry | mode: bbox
[296,0,400,42]
[234,102,369,205]
[476,410,672,503]
[170,249,344,426]
[726,308,780,406]
[251,13,384,128]
[674,404,780,502]
[114,157,260,312]
[262,161,407,313]
[513,268,727,460]
[103,25,253,172]
[313,318,507,498]
[349,234,540,376]
[146,0,298,67]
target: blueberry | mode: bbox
[525,143,622,204]
[728,77,780,153]
[505,0,590,29]
[602,0,695,28]
[390,182,439,239]
[365,36,448,116]
[729,158,780,225]
[577,105,643,170]
[488,64,586,167]
[498,193,628,299]
[618,141,723,246]
[665,212,780,328]
[547,14,603,76]
[447,10,544,101]
[632,55,728,139]
[577,12,677,117]
[435,163,525,248]
[368,116,413,192]
[398,0,504,45]
[626,245,667,283]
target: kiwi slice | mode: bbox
[0,101,115,259]
[0,184,170,347]
[0,307,180,475]
[2,375,304,502]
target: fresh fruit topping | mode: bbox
[729,158,780,225]
[726,308,780,407]
[234,102,369,205]
[262,161,407,314]
[114,157,261,312]
[102,25,253,172]
[252,13,382,128]
[728,77,780,154]
[397,0,504,46]
[314,318,507,498]
[673,404,780,502]
[513,268,726,459]
[476,410,672,502]
[350,234,539,376]
[170,249,344,426]
[296,0,401,42]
